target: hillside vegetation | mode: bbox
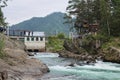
[10,12,70,36]
[58,0,120,64]
[46,33,65,52]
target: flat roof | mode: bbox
[33,32,45,36]
[26,31,45,37]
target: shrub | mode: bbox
[0,39,5,58]
[57,33,65,39]
[47,36,64,52]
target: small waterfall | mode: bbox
[34,53,59,58]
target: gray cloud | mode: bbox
[3,0,69,25]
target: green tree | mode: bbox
[66,0,113,36]
[0,8,7,26]
[0,38,5,58]
[99,0,111,36]
[110,0,120,36]
[0,0,8,27]
[66,0,97,34]
[57,33,65,39]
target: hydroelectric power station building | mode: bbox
[8,30,46,52]
[24,31,45,52]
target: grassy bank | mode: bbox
[46,33,66,52]
[102,37,120,50]
[0,36,5,58]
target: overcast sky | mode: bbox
[2,0,69,25]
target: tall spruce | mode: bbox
[66,0,95,34]
[99,0,111,36]
[66,0,116,37]
[110,0,120,36]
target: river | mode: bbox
[33,52,120,80]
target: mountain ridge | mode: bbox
[10,12,70,36]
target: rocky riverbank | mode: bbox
[0,33,49,80]
[59,50,96,64]
[102,46,120,63]
[59,39,120,64]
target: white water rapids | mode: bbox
[33,53,120,80]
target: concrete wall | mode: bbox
[24,37,45,52]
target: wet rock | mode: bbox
[60,39,98,64]
[27,52,34,56]
[63,40,87,54]
[77,60,95,66]
[65,63,75,67]
[59,50,96,64]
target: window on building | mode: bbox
[27,37,30,41]
[36,37,39,41]
[31,37,34,41]
[40,37,43,41]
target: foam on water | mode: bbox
[41,75,77,80]
[49,64,120,80]
[34,52,59,58]
[75,61,120,72]
[35,53,120,80]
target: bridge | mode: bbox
[8,30,31,41]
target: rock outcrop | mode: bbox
[63,39,87,54]
[0,33,49,80]
[60,39,97,63]
[61,39,120,64]
[103,46,120,63]
[59,50,96,64]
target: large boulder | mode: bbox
[61,39,98,64]
[0,33,49,80]
[59,50,96,64]
[63,39,87,54]
[103,46,120,63]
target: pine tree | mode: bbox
[66,0,113,36]
[66,0,95,34]
[0,0,8,27]
[110,0,120,36]
[99,0,111,36]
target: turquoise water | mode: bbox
[34,53,120,80]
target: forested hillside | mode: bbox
[10,12,70,36]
